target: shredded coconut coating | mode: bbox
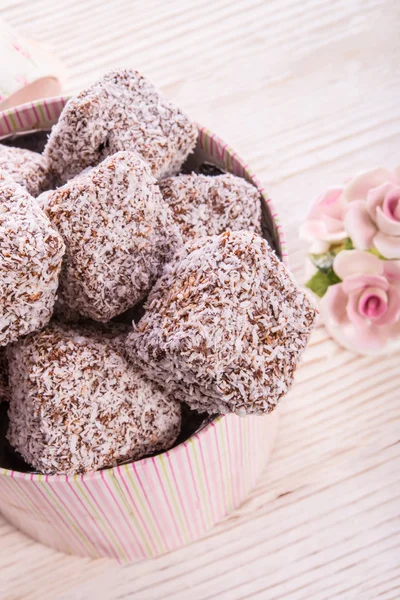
[7,324,182,475]
[0,144,51,197]
[0,174,65,346]
[159,173,262,242]
[126,231,317,416]
[42,151,182,322]
[44,68,198,184]
[36,189,54,211]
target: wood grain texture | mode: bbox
[0,1,399,599]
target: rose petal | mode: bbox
[324,215,347,234]
[342,274,389,294]
[383,260,400,287]
[333,250,383,280]
[373,232,400,260]
[320,285,390,354]
[309,240,331,254]
[299,220,327,241]
[346,288,388,326]
[323,316,390,355]
[373,284,400,325]
[343,322,390,354]
[366,182,397,219]
[393,164,400,184]
[389,317,400,338]
[358,287,388,319]
[299,219,347,242]
[382,188,400,220]
[320,284,348,324]
[323,230,348,242]
[300,219,346,242]
[376,207,400,236]
[343,167,396,203]
[305,258,318,281]
[302,187,348,242]
[344,201,377,250]
[347,291,369,327]
[311,187,344,219]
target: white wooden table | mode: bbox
[1,1,399,599]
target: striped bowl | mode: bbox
[0,97,286,562]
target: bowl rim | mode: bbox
[0,96,287,482]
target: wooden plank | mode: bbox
[0,1,399,599]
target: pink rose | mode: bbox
[320,250,400,354]
[344,166,400,259]
[300,187,347,243]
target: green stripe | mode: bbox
[8,113,17,131]
[124,464,164,554]
[37,103,46,122]
[37,474,97,556]
[188,437,212,527]
[219,418,233,510]
[1,474,46,522]
[108,470,153,556]
[73,475,126,560]
[158,454,189,544]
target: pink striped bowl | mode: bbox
[0,98,285,562]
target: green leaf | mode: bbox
[305,268,341,298]
[328,238,353,254]
[367,247,385,259]
[343,238,354,250]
